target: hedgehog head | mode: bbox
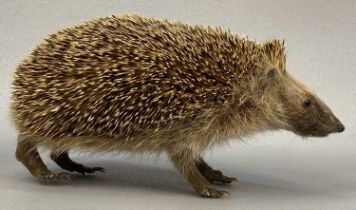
[259,40,344,137]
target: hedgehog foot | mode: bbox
[16,135,71,181]
[38,172,72,181]
[169,149,230,198]
[196,157,238,184]
[199,187,230,198]
[50,152,105,175]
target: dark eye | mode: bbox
[303,99,312,108]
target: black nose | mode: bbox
[338,123,345,132]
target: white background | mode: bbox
[0,1,355,209]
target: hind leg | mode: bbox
[196,157,237,184]
[15,135,71,181]
[50,152,105,175]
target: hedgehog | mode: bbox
[11,14,345,198]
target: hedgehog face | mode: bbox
[277,74,345,137]
[260,40,343,138]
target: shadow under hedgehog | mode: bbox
[11,14,344,198]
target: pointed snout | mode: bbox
[333,116,345,133]
[336,122,345,133]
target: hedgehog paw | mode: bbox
[50,152,105,175]
[74,165,106,175]
[199,187,230,198]
[38,172,72,181]
[201,169,238,185]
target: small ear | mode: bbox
[261,68,278,91]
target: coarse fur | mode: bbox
[10,14,344,198]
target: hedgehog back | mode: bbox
[11,15,262,139]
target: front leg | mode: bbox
[196,157,237,184]
[168,149,229,198]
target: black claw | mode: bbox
[75,166,105,175]
[91,167,105,172]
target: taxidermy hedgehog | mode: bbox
[11,14,345,198]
